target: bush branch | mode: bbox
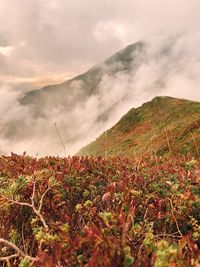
[0,238,36,262]
[167,197,183,238]
[1,182,49,231]
[0,253,18,262]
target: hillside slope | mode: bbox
[78,96,200,157]
[20,41,144,117]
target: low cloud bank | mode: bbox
[0,33,200,156]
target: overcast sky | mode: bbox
[0,0,200,91]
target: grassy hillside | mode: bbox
[78,96,200,157]
[0,154,199,266]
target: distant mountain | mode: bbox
[20,41,145,117]
[1,41,147,156]
[78,96,200,157]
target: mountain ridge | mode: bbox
[20,41,144,108]
[78,96,200,157]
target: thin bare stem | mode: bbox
[54,122,66,157]
[189,131,199,157]
[104,131,108,159]
[167,197,183,238]
[115,125,119,156]
[143,207,149,220]
[21,217,26,253]
[0,254,18,262]
[30,182,36,205]
[31,204,49,231]
[159,108,172,154]
[154,232,181,239]
[7,199,32,209]
[38,187,50,213]
[2,183,49,230]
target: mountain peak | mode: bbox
[20,41,145,108]
[104,41,144,70]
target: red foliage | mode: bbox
[0,154,199,266]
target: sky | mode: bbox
[0,0,200,90]
[0,0,200,156]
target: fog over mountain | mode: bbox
[0,1,200,156]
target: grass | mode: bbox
[78,96,200,158]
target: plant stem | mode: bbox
[54,122,66,157]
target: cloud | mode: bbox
[0,46,15,57]
[0,0,200,156]
[0,0,198,90]
[93,21,128,44]
[1,32,200,157]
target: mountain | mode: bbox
[78,96,200,157]
[1,41,148,156]
[20,41,145,117]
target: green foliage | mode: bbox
[34,228,60,242]
[0,175,28,199]
[143,231,155,251]
[83,200,93,207]
[19,258,32,267]
[123,247,134,267]
[83,189,90,197]
[154,241,178,267]
[184,158,197,170]
[48,176,60,188]
[99,212,113,225]
[75,203,83,212]
[190,217,200,241]
[9,229,20,244]
[61,223,70,233]
[34,228,45,242]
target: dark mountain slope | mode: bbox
[20,41,145,117]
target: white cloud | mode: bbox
[93,21,127,43]
[0,0,200,89]
[0,46,15,56]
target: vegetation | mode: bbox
[78,96,200,158]
[0,153,199,266]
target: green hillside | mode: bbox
[78,96,200,157]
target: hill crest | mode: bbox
[78,96,200,157]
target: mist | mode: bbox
[0,1,200,156]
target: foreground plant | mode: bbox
[0,153,199,266]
